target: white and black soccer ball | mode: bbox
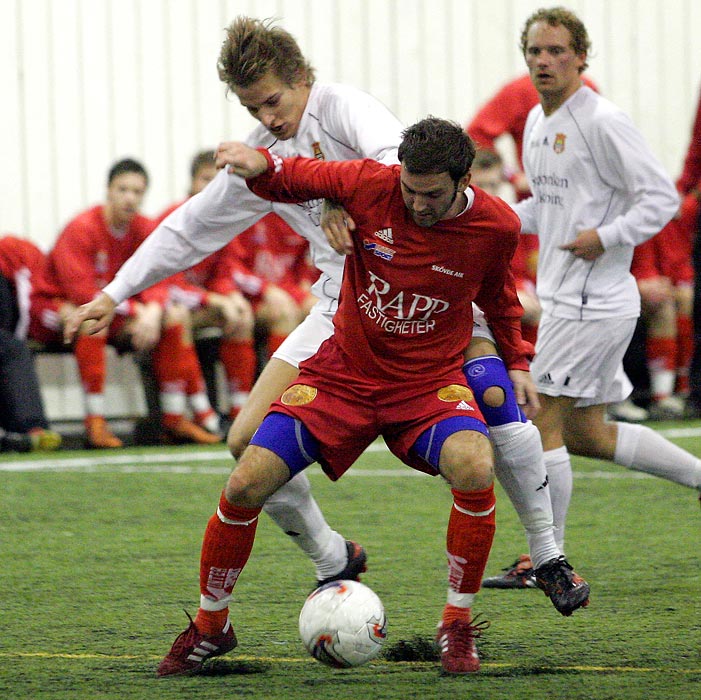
[299,580,387,668]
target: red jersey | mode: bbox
[34,205,156,306]
[0,236,46,280]
[631,193,698,285]
[511,234,539,289]
[226,213,317,304]
[249,154,528,384]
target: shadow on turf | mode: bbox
[383,636,440,662]
[383,637,601,677]
[198,660,270,676]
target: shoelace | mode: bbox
[443,613,491,652]
[168,611,198,654]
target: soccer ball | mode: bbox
[299,580,387,668]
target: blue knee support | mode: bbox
[413,415,489,469]
[249,412,321,478]
[463,355,526,427]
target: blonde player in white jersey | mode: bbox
[486,8,701,578]
[65,16,589,635]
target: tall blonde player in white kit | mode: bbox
[64,17,588,654]
[489,7,701,577]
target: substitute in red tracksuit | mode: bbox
[0,235,62,450]
[30,159,220,448]
[631,194,698,411]
[152,150,260,421]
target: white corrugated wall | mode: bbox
[1,0,699,418]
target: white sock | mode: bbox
[262,471,348,580]
[490,422,560,568]
[84,392,106,417]
[614,422,701,488]
[543,446,573,554]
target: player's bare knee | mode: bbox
[224,465,268,509]
[440,432,494,490]
[482,385,505,408]
[448,462,494,492]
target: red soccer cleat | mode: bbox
[435,615,490,674]
[157,612,237,677]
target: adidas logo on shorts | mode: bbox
[538,372,554,385]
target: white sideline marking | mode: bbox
[1,425,699,474]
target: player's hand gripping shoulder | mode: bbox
[215,142,269,179]
[508,369,540,420]
[559,228,605,261]
[320,200,356,255]
[63,291,117,345]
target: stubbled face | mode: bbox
[106,172,147,227]
[471,163,503,196]
[400,166,469,227]
[190,164,217,196]
[524,21,585,113]
[233,71,311,140]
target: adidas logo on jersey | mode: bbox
[374,228,394,244]
[538,372,554,386]
[456,400,474,411]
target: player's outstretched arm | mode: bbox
[508,369,540,420]
[63,292,117,344]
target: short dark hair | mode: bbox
[108,158,149,187]
[217,16,315,93]
[190,150,216,179]
[398,117,476,184]
[520,6,590,73]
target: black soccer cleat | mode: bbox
[534,556,590,616]
[316,540,368,588]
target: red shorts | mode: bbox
[268,339,487,480]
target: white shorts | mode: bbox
[471,305,494,342]
[531,314,636,407]
[272,300,494,368]
[272,296,337,368]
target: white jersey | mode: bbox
[512,86,679,321]
[103,81,403,306]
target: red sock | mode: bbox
[194,608,230,636]
[447,486,496,595]
[183,347,208,396]
[153,326,187,391]
[675,314,693,394]
[74,335,106,393]
[197,492,261,633]
[152,325,189,426]
[219,338,256,394]
[442,603,472,625]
